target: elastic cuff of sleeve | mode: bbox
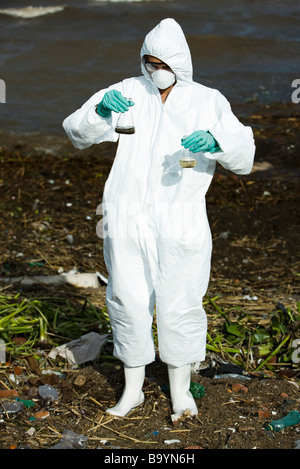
[95,103,111,118]
[209,144,221,153]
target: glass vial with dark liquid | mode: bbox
[115,98,135,134]
[179,136,196,168]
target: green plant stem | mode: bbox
[254,335,291,371]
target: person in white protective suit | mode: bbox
[63,18,255,418]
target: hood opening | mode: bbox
[140,18,193,86]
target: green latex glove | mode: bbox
[181,130,220,153]
[96,90,134,117]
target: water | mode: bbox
[179,157,197,168]
[0,0,299,140]
[115,126,135,134]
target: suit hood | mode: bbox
[140,18,193,86]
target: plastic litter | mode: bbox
[243,295,258,301]
[38,384,59,401]
[48,332,108,365]
[16,398,35,409]
[49,430,88,449]
[189,382,205,399]
[26,427,36,437]
[265,410,300,432]
[0,400,24,415]
[161,382,205,399]
[0,271,107,289]
[295,439,300,449]
[164,439,181,445]
[199,360,252,380]
[214,373,251,381]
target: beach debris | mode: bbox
[25,427,36,437]
[171,408,195,424]
[34,410,50,420]
[231,382,248,393]
[265,410,300,432]
[295,440,300,449]
[214,373,251,381]
[66,234,74,244]
[0,400,24,415]
[199,359,251,379]
[0,389,19,398]
[0,271,107,289]
[191,361,201,373]
[48,332,108,365]
[218,230,230,239]
[49,430,88,449]
[16,398,35,409]
[243,295,258,301]
[189,382,205,399]
[74,374,87,387]
[164,439,181,445]
[38,384,59,402]
[251,161,274,173]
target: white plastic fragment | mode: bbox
[0,271,107,289]
[26,427,36,437]
[243,295,258,301]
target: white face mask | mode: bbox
[151,69,176,90]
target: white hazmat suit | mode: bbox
[63,18,255,413]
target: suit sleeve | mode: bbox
[206,90,255,175]
[62,85,122,150]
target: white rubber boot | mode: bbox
[168,364,198,416]
[106,365,145,417]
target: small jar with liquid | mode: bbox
[179,136,196,168]
[115,97,135,134]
